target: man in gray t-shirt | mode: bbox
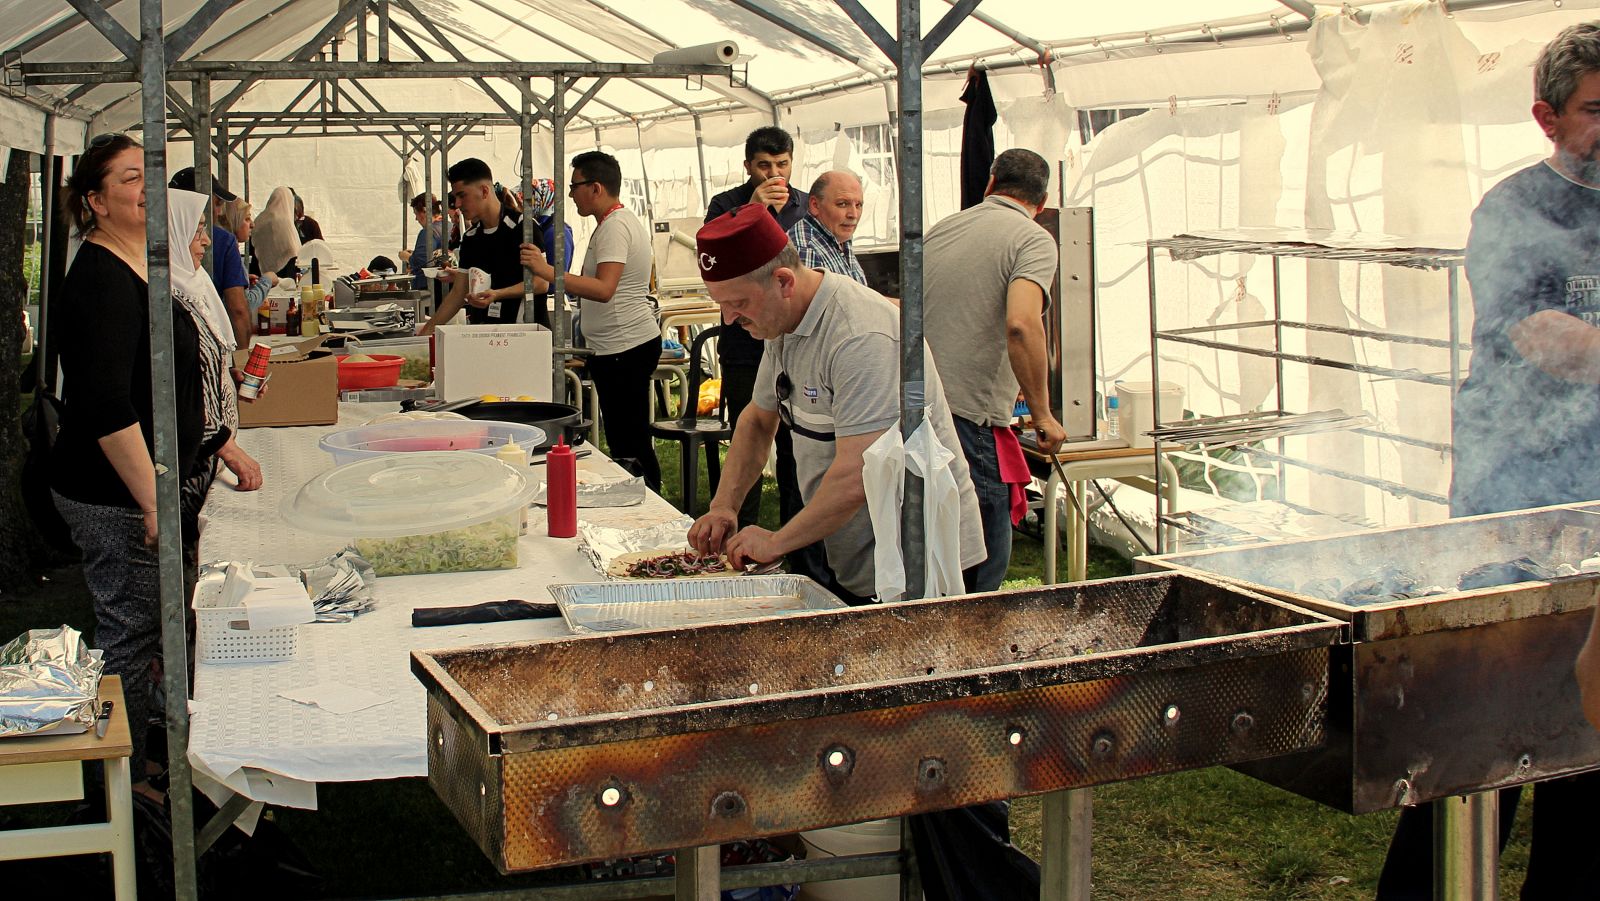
[688,202,984,601]
[522,151,661,489]
[924,148,1065,592]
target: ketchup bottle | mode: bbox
[546,438,578,538]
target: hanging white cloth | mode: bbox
[863,418,967,603]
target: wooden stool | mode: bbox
[0,675,136,899]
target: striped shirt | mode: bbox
[788,213,867,285]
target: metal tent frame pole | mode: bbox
[136,0,201,897]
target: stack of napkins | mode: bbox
[222,564,317,630]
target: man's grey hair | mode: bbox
[737,242,802,287]
[990,149,1050,207]
[1536,22,1600,112]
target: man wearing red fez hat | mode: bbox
[687,203,986,605]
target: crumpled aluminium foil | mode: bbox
[577,515,696,577]
[532,474,647,508]
[217,549,380,624]
[0,625,104,738]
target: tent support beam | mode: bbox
[937,0,1049,58]
[520,81,538,327]
[5,0,127,57]
[693,112,709,208]
[890,0,927,602]
[134,1,201,898]
[722,0,886,75]
[165,0,240,60]
[394,7,619,127]
[195,73,215,276]
[833,0,896,61]
[25,60,730,83]
[1276,0,1317,21]
[376,0,390,61]
[387,0,522,120]
[920,0,982,60]
[63,0,138,60]
[462,0,693,121]
[551,77,571,402]
[37,114,60,393]
[227,78,319,151]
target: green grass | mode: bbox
[0,423,1536,897]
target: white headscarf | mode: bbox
[252,186,302,275]
[167,189,234,351]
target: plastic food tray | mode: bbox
[319,419,545,465]
[192,577,298,664]
[550,575,845,633]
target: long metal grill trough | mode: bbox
[1142,502,1600,813]
[411,573,1341,873]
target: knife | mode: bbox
[95,700,113,739]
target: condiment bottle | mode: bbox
[237,343,272,402]
[256,298,271,336]
[495,440,530,534]
[307,259,325,335]
[299,279,318,337]
[286,292,301,336]
[545,438,577,538]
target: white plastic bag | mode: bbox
[863,420,967,602]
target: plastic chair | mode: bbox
[649,325,734,516]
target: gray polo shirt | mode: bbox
[923,194,1058,426]
[753,272,986,598]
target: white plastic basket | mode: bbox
[193,577,299,664]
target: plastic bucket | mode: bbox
[1116,380,1185,448]
[797,819,901,901]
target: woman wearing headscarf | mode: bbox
[169,189,263,512]
[526,177,575,326]
[49,135,204,802]
[221,197,279,314]
[250,185,301,280]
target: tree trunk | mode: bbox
[0,148,35,587]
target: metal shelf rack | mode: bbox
[1143,229,1468,548]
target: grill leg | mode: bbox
[675,844,719,900]
[1433,791,1497,901]
[1042,788,1092,900]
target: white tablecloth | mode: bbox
[190,403,684,808]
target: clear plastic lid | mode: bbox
[282,451,533,538]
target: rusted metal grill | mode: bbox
[412,573,1341,873]
[1143,502,1600,813]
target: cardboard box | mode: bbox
[434,324,554,402]
[231,336,340,428]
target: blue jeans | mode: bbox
[953,416,1012,593]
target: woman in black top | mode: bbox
[49,135,204,803]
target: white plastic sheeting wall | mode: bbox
[1073,1,1600,528]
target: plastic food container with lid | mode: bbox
[282,452,534,576]
[318,419,545,466]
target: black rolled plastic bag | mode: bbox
[908,800,1040,901]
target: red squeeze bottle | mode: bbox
[545,438,578,538]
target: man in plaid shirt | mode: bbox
[787,170,868,285]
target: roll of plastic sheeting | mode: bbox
[652,41,739,66]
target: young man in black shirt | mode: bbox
[419,158,546,334]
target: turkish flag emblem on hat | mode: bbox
[695,203,790,282]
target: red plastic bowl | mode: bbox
[336,354,405,391]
